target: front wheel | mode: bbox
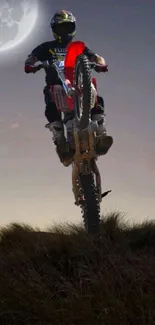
[79,173,100,234]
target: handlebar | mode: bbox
[33,61,108,73]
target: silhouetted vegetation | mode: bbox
[0,212,155,324]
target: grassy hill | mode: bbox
[0,213,155,325]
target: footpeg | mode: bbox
[101,190,112,198]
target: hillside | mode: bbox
[0,213,155,325]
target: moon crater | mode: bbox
[0,0,38,52]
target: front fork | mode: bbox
[71,124,102,205]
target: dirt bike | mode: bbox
[34,41,112,235]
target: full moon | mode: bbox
[0,0,38,52]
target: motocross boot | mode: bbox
[45,121,74,166]
[92,112,113,155]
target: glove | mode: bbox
[25,64,43,74]
[95,64,108,73]
[24,65,35,74]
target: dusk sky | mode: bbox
[0,0,155,229]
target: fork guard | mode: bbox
[72,124,102,205]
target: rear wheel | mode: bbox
[79,173,100,234]
[74,54,92,130]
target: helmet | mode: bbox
[50,10,76,43]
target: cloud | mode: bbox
[10,112,22,129]
[10,121,20,129]
[0,112,22,131]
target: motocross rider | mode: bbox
[24,10,113,166]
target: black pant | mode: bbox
[43,85,105,123]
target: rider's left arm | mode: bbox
[91,54,106,65]
[83,47,106,66]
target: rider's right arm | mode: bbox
[24,55,38,73]
[24,42,49,74]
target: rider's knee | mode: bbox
[91,95,105,116]
[97,95,104,108]
[43,86,52,105]
[44,101,61,123]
